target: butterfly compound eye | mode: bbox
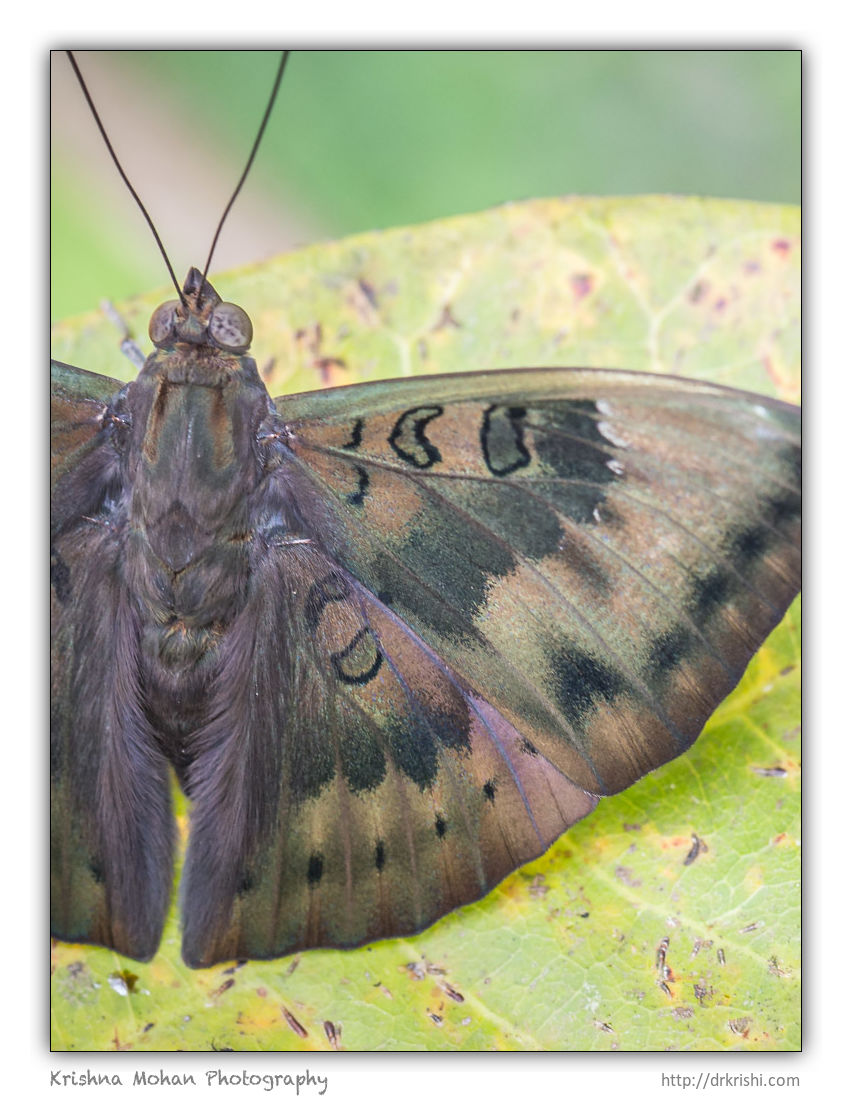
[209,302,253,353]
[149,300,179,347]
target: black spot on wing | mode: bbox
[778,441,801,482]
[389,406,444,469]
[523,399,623,526]
[305,572,350,632]
[408,507,516,622]
[448,480,564,565]
[689,568,734,627]
[481,404,531,476]
[346,465,370,507]
[50,549,72,604]
[534,479,619,529]
[307,853,324,886]
[367,506,516,642]
[452,476,613,593]
[766,487,800,527]
[647,625,694,679]
[342,418,364,450]
[536,432,617,484]
[367,551,474,644]
[537,399,610,443]
[388,714,439,791]
[730,525,770,567]
[386,689,472,790]
[434,699,471,751]
[551,646,624,729]
[289,725,335,802]
[340,713,387,794]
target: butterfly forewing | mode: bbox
[277,370,800,795]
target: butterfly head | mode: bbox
[148,268,253,355]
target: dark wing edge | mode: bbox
[51,360,175,961]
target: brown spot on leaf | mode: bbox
[314,356,347,386]
[689,280,709,303]
[768,956,792,978]
[111,1028,132,1051]
[282,1007,308,1038]
[358,278,379,310]
[615,866,641,888]
[432,303,462,331]
[323,1020,342,1049]
[527,874,550,898]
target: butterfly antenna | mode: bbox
[66,51,186,306]
[201,51,289,284]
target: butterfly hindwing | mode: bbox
[51,362,175,960]
[181,537,597,965]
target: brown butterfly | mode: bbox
[50,53,801,970]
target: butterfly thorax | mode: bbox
[117,281,285,758]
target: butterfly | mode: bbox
[50,53,801,971]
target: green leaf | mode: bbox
[50,196,800,1051]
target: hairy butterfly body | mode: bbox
[51,53,801,969]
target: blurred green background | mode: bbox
[50,50,800,320]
